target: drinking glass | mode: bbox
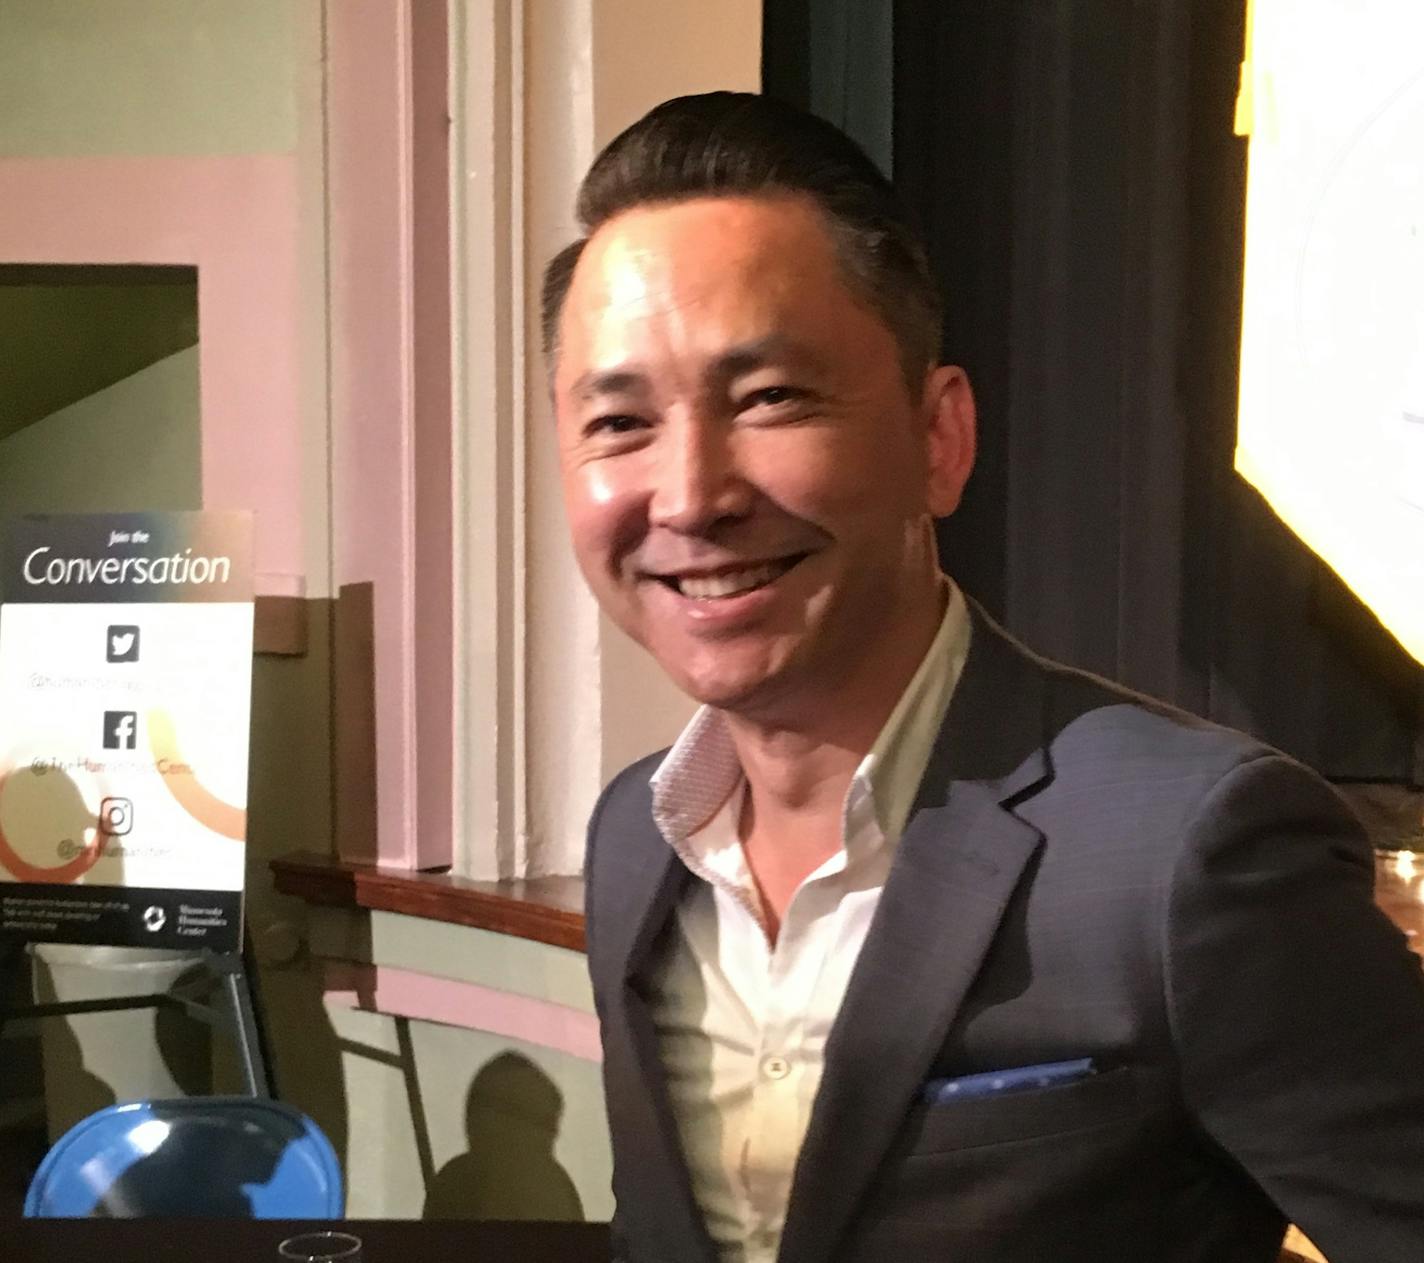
[1376,849,1424,957]
[277,1230,363,1261]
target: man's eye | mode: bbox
[741,386,804,412]
[585,414,647,438]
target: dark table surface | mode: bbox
[8,1217,611,1262]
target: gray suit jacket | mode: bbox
[584,606,1424,1262]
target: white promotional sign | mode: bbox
[1236,0,1424,662]
[0,512,253,951]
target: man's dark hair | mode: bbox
[540,91,942,388]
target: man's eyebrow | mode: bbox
[567,368,649,401]
[566,338,819,400]
[715,336,804,377]
[709,336,822,388]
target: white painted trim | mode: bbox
[449,0,762,877]
[452,0,529,879]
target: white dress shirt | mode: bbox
[645,582,973,1262]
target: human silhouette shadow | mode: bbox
[25,969,118,1137]
[422,1051,584,1221]
[0,759,111,891]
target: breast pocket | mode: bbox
[906,1065,1147,1155]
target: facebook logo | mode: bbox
[103,711,138,751]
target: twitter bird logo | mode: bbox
[107,625,140,663]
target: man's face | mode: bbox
[553,194,973,719]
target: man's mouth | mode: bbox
[652,555,808,600]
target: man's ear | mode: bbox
[923,364,977,517]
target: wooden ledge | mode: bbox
[270,851,585,952]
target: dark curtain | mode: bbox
[765,0,1424,785]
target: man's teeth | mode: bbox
[677,563,783,599]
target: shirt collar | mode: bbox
[856,579,971,844]
[650,581,973,858]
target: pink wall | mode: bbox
[327,0,453,871]
[324,961,601,1063]
[0,154,306,587]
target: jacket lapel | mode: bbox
[592,782,719,1262]
[594,791,688,984]
[777,607,1055,1263]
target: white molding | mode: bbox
[452,0,529,880]
[451,0,761,877]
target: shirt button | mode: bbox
[762,1055,790,1080]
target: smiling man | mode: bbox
[543,93,1424,1263]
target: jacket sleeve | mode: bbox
[1166,753,1424,1262]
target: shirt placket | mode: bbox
[736,851,848,1260]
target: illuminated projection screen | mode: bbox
[1235,0,1424,663]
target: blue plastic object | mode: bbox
[24,1097,343,1219]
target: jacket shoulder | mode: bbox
[591,750,666,834]
[972,607,1271,770]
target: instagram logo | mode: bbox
[99,797,133,836]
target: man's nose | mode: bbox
[647,417,751,534]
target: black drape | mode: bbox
[765,0,1423,785]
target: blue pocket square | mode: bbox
[922,1058,1096,1104]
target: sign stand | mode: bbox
[0,932,276,1099]
[0,512,271,1104]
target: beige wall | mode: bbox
[0,0,297,158]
